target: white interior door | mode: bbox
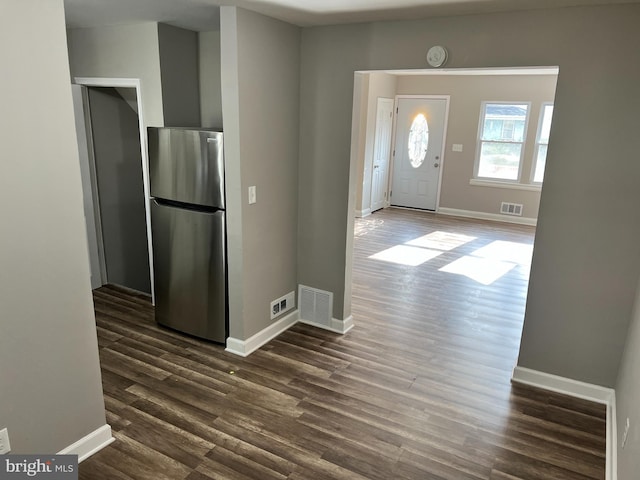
[391,97,448,210]
[371,98,394,212]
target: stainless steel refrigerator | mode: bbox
[148,127,227,343]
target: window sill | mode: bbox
[469,178,542,192]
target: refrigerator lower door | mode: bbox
[151,200,226,343]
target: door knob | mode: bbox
[434,163,440,168]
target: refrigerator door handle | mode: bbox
[206,135,225,209]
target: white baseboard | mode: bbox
[226,311,355,357]
[335,315,354,334]
[355,208,371,218]
[512,366,616,480]
[511,366,614,403]
[437,207,537,226]
[225,309,299,357]
[608,391,617,480]
[299,315,354,335]
[58,424,114,463]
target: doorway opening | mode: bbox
[351,67,558,221]
[348,66,559,356]
[72,78,154,301]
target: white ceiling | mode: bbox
[63,0,640,31]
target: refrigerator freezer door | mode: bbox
[148,128,225,209]
[151,200,227,342]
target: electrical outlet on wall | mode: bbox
[0,428,11,454]
[270,291,295,320]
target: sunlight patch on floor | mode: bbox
[405,231,476,251]
[439,256,517,285]
[369,245,443,266]
[368,227,533,284]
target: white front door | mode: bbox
[391,97,448,210]
[371,98,394,212]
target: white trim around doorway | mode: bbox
[73,77,155,304]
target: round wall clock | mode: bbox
[427,46,448,68]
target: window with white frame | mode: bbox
[532,103,554,183]
[476,102,529,181]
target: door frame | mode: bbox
[72,84,107,289]
[73,77,155,304]
[389,94,451,211]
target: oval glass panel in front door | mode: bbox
[408,113,429,168]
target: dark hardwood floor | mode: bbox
[80,208,606,479]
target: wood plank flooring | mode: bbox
[80,208,606,479]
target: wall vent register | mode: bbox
[500,202,523,216]
[299,285,333,328]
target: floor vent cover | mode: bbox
[500,202,523,216]
[299,285,333,328]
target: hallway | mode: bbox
[80,209,605,479]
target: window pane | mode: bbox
[478,142,521,180]
[408,113,429,168]
[539,105,554,144]
[482,104,528,142]
[533,144,548,183]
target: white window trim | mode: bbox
[469,178,541,192]
[474,101,532,183]
[530,102,554,184]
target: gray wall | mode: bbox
[298,5,640,387]
[88,87,151,293]
[0,0,107,453]
[616,274,640,478]
[68,23,202,128]
[67,22,164,126]
[396,73,558,218]
[299,23,372,320]
[199,30,223,128]
[221,7,300,339]
[158,23,201,127]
